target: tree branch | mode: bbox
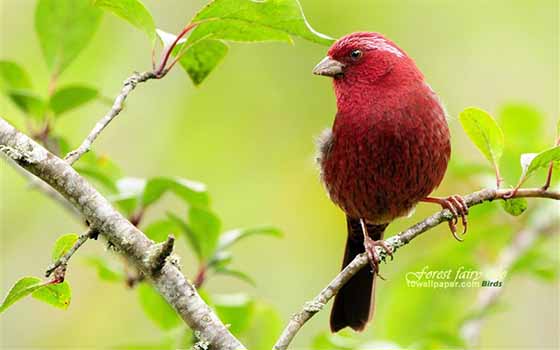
[273,188,559,349]
[64,71,157,165]
[0,117,245,350]
[63,24,199,166]
[45,228,97,279]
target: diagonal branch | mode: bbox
[273,188,559,350]
[0,117,245,350]
[64,24,198,166]
[64,71,157,165]
[45,228,97,279]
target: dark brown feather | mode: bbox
[330,217,387,332]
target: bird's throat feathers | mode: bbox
[333,58,425,119]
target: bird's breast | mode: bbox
[318,91,450,223]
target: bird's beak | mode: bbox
[312,56,345,77]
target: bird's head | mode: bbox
[313,32,422,93]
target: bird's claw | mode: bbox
[441,195,469,240]
[363,235,393,277]
[423,195,469,241]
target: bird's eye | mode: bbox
[349,49,363,60]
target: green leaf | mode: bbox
[166,209,220,262]
[166,212,202,260]
[189,207,221,260]
[190,0,334,46]
[50,84,99,116]
[500,198,528,216]
[51,233,79,261]
[218,226,282,251]
[137,283,181,330]
[0,277,43,313]
[163,0,333,85]
[178,39,229,86]
[0,61,32,91]
[32,281,71,310]
[84,256,124,282]
[459,107,504,171]
[141,177,209,209]
[8,90,47,120]
[518,146,560,184]
[143,219,179,243]
[93,0,156,41]
[156,29,228,85]
[214,293,255,335]
[214,267,255,287]
[35,0,103,74]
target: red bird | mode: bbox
[313,32,468,332]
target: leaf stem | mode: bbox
[542,137,560,190]
[154,22,198,77]
[494,163,503,189]
[194,264,207,288]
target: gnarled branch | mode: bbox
[0,117,245,350]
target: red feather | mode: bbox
[317,32,451,331]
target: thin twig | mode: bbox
[64,24,198,166]
[45,229,96,278]
[64,71,157,165]
[273,188,560,350]
[460,205,558,348]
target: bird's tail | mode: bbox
[329,217,388,332]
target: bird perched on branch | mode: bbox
[313,32,468,333]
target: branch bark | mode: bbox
[64,71,156,165]
[273,188,560,349]
[0,117,245,350]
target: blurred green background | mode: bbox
[1,0,558,349]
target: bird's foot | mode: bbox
[363,235,393,277]
[422,195,469,241]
